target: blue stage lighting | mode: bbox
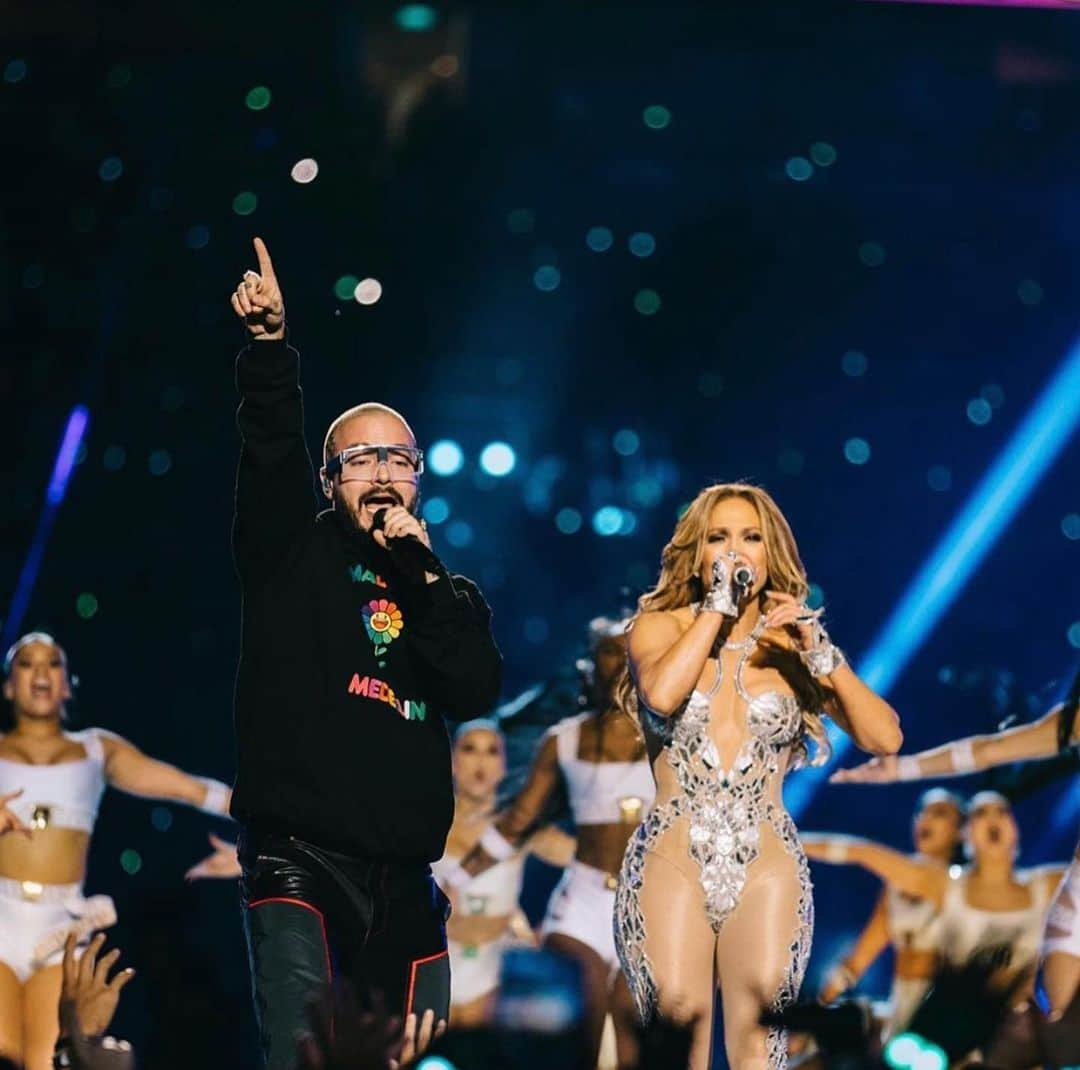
[593,507,622,536]
[787,342,1080,817]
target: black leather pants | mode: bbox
[238,827,451,1070]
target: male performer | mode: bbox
[228,237,502,1069]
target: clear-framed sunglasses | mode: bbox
[325,444,425,484]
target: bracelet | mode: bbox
[53,1037,74,1069]
[895,756,922,781]
[798,621,846,678]
[823,839,850,863]
[479,825,516,862]
[948,738,976,774]
[197,777,230,816]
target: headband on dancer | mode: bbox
[4,631,68,676]
[454,717,504,743]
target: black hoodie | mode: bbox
[230,338,502,861]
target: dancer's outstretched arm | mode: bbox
[819,889,891,1002]
[831,701,1073,785]
[801,833,946,903]
[102,732,232,817]
[454,733,563,881]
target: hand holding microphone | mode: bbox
[371,507,444,584]
[701,555,756,617]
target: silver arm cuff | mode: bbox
[799,624,846,677]
[700,560,738,617]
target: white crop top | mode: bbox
[550,713,655,827]
[940,867,1051,973]
[432,848,526,917]
[886,882,945,953]
[0,728,108,833]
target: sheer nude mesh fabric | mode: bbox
[615,631,814,1070]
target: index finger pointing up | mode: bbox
[253,236,275,280]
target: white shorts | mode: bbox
[449,935,512,1006]
[540,861,619,971]
[0,878,116,983]
[1043,856,1080,958]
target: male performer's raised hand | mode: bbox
[231,236,285,341]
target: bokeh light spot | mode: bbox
[290,158,319,184]
[592,507,623,537]
[395,4,438,31]
[1017,279,1043,307]
[524,617,549,643]
[810,142,837,166]
[806,584,825,610]
[555,508,582,534]
[422,497,450,525]
[185,225,210,250]
[980,383,1005,409]
[628,232,656,258]
[858,242,886,267]
[506,208,534,234]
[98,156,123,182]
[334,275,360,301]
[103,446,127,471]
[232,191,257,216]
[927,465,952,492]
[429,440,464,476]
[1062,513,1080,540]
[445,520,473,548]
[785,157,813,182]
[966,398,992,426]
[479,442,516,477]
[634,289,661,315]
[245,86,272,111]
[120,849,142,875]
[586,226,613,252]
[841,350,868,377]
[4,59,27,84]
[643,105,671,130]
[76,593,99,620]
[354,278,383,305]
[1069,622,1080,650]
[843,438,871,465]
[148,449,172,476]
[150,807,173,832]
[613,429,640,456]
[533,265,561,292]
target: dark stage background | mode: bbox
[2,2,1079,1066]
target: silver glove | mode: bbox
[700,558,739,617]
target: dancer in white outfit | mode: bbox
[818,789,966,1039]
[0,633,233,1070]
[832,665,1080,1019]
[431,719,573,1024]
[448,618,654,1069]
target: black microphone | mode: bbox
[371,508,445,582]
[732,563,755,588]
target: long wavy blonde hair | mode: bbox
[615,482,833,765]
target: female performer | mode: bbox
[449,617,655,1069]
[803,791,1065,1055]
[831,665,1080,1018]
[0,633,233,1070]
[431,718,574,1025]
[817,789,965,1038]
[613,482,902,1070]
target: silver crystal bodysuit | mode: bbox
[614,624,814,1070]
